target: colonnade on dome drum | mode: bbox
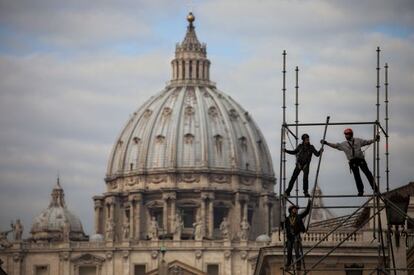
[277,47,414,275]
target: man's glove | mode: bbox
[375,135,380,142]
[320,139,327,145]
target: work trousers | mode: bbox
[286,236,303,269]
[349,158,377,193]
[285,164,309,194]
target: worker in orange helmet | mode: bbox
[321,128,379,196]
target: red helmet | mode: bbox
[344,128,353,135]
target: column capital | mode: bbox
[12,252,24,262]
[59,251,70,261]
[128,193,143,203]
[94,200,104,208]
[201,192,214,201]
[236,192,250,203]
[162,192,176,201]
[105,197,116,205]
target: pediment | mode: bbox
[71,253,105,265]
[146,260,207,275]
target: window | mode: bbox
[207,264,219,275]
[214,207,228,229]
[134,264,146,275]
[152,208,164,229]
[79,266,96,275]
[248,209,254,225]
[345,264,363,275]
[35,265,48,275]
[181,208,195,228]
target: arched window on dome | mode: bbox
[189,60,193,79]
[196,60,199,79]
[239,136,248,152]
[214,134,223,156]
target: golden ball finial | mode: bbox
[187,12,195,24]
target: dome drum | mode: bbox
[93,188,278,242]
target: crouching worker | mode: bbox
[282,200,311,270]
[284,134,323,197]
[321,128,379,196]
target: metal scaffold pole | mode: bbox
[281,50,287,275]
[295,66,299,205]
[384,63,390,192]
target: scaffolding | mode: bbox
[278,48,414,275]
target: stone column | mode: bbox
[163,196,168,233]
[106,252,114,275]
[178,61,183,80]
[203,61,208,80]
[12,253,23,275]
[243,202,248,220]
[208,193,215,238]
[191,59,197,79]
[129,200,134,239]
[135,195,142,239]
[198,60,204,80]
[262,195,272,235]
[171,196,176,226]
[172,60,176,80]
[59,252,70,275]
[162,192,176,233]
[93,197,103,234]
[201,193,207,237]
[122,251,130,275]
[185,60,190,79]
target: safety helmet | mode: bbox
[301,133,310,141]
[344,128,353,135]
[288,205,299,213]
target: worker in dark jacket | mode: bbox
[282,200,311,270]
[285,134,323,197]
[321,128,379,196]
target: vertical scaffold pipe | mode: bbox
[295,66,299,205]
[282,51,287,196]
[306,116,330,231]
[372,124,377,240]
[283,50,287,124]
[376,47,381,192]
[281,50,288,275]
[385,63,389,192]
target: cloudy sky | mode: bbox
[0,0,413,236]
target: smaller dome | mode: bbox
[90,234,104,242]
[256,234,271,243]
[30,179,87,242]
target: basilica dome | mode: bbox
[106,13,274,192]
[30,180,87,242]
[94,13,277,245]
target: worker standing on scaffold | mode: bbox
[321,128,379,196]
[282,200,311,270]
[284,134,323,197]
